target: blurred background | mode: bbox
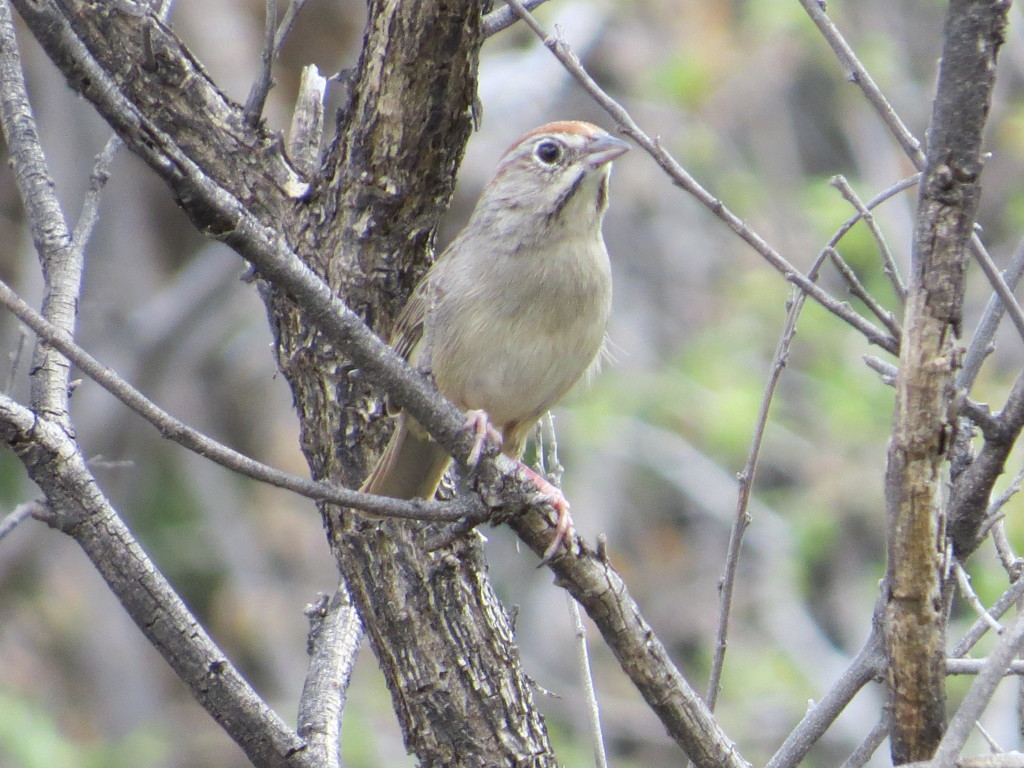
[1,0,1024,766]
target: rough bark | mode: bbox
[883,1,1008,763]
[262,2,558,765]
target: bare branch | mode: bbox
[482,0,553,37]
[883,1,1009,759]
[0,275,480,523]
[947,659,1024,676]
[0,500,39,542]
[0,1,79,422]
[934,611,1024,768]
[287,64,326,178]
[959,236,1024,390]
[765,619,884,768]
[297,588,363,768]
[825,246,903,339]
[830,174,908,303]
[0,394,311,768]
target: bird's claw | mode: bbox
[463,410,502,468]
[519,463,574,566]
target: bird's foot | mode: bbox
[463,410,503,468]
[518,463,574,565]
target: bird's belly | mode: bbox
[434,319,604,429]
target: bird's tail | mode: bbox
[362,415,452,501]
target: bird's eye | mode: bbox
[535,140,563,165]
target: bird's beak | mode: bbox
[585,133,630,167]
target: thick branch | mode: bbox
[948,370,1024,556]
[0,0,79,423]
[883,1,1008,763]
[507,516,751,768]
[0,395,310,768]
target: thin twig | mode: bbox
[71,133,122,251]
[538,412,609,766]
[989,465,1024,575]
[706,269,816,711]
[566,592,610,768]
[501,0,899,355]
[830,174,907,303]
[483,0,552,37]
[0,500,38,542]
[825,246,903,339]
[273,0,308,51]
[968,235,1024,346]
[959,236,1024,390]
[952,576,1024,658]
[975,722,1003,753]
[839,720,888,768]
[934,611,1024,768]
[244,0,278,124]
[796,0,923,165]
[244,0,310,125]
[955,561,1004,634]
[537,411,565,485]
[991,518,1021,578]
[0,276,481,523]
[2,325,25,394]
[827,174,921,251]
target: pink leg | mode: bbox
[463,410,502,467]
[519,463,574,564]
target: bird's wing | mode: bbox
[390,277,431,366]
[380,268,444,417]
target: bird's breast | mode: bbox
[430,239,612,428]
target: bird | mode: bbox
[364,120,628,561]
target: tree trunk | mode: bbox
[264,2,560,765]
[884,1,1008,763]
